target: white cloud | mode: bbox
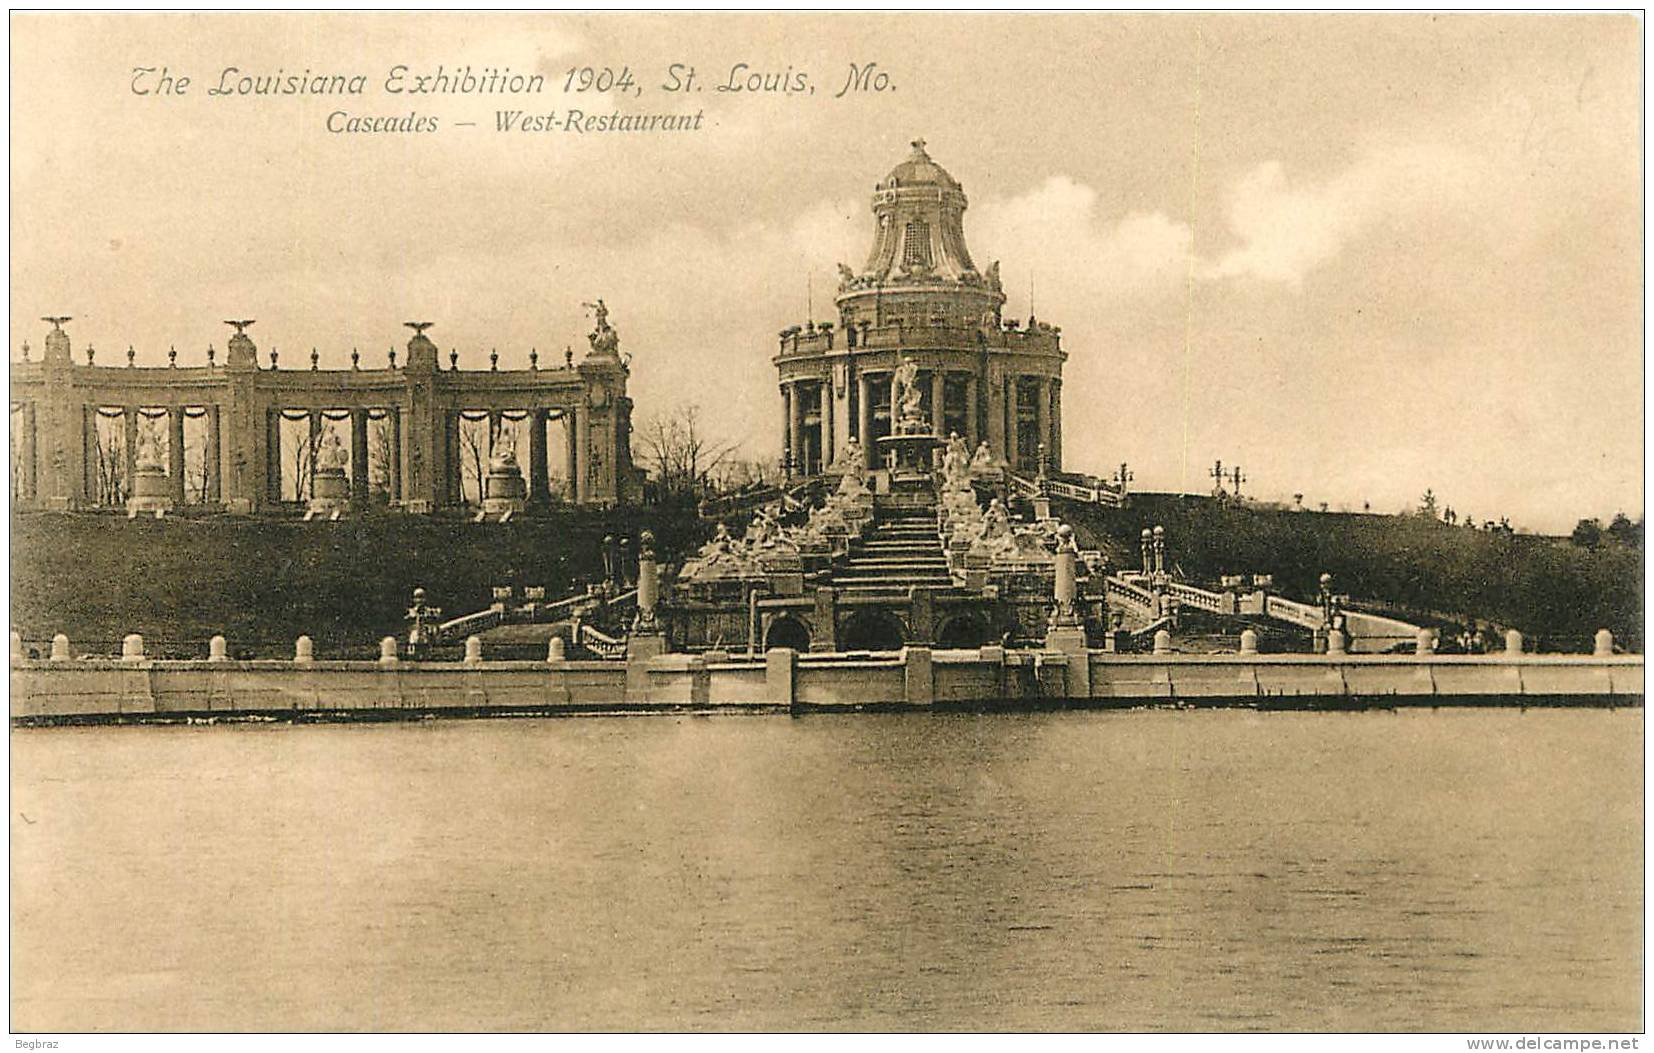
[1204,144,1477,287]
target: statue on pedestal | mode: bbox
[891,356,925,431]
[317,431,348,473]
[584,299,620,357]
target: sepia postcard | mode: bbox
[6,10,1645,1041]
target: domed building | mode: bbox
[775,140,1065,479]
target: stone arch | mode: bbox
[839,609,907,652]
[764,615,812,653]
[936,611,991,649]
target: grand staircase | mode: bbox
[830,498,953,591]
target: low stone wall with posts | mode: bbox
[10,627,1642,723]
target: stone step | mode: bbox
[833,570,955,583]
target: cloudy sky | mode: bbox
[11,13,1642,532]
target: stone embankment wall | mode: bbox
[12,644,1642,723]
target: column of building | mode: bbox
[818,381,833,471]
[930,370,945,436]
[350,408,370,508]
[528,407,549,503]
[168,407,186,504]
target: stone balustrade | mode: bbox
[10,630,1639,723]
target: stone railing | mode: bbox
[1167,582,1226,613]
[1106,575,1159,618]
[579,623,628,660]
[12,633,1641,724]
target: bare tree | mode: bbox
[92,419,126,506]
[284,425,316,502]
[458,418,487,506]
[638,402,739,503]
[369,417,395,499]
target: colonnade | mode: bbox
[779,365,1061,477]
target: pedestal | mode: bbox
[307,467,349,518]
[483,462,527,517]
[126,464,174,516]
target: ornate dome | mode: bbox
[879,139,959,190]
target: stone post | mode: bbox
[1504,629,1524,655]
[294,636,314,663]
[379,637,400,665]
[1239,629,1259,655]
[1140,528,1152,575]
[209,635,228,662]
[1417,627,1437,654]
[1153,629,1172,655]
[464,636,483,664]
[635,531,660,633]
[964,373,979,450]
[765,647,796,706]
[1050,528,1079,629]
[547,636,566,662]
[121,634,145,662]
[1594,629,1615,657]
[168,406,186,505]
[50,634,70,661]
[904,645,935,706]
[1327,628,1348,655]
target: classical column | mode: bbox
[205,404,221,502]
[930,369,945,436]
[83,406,97,504]
[793,378,807,476]
[780,383,794,476]
[857,371,873,467]
[1051,380,1062,471]
[564,409,579,501]
[1035,378,1050,473]
[575,403,591,504]
[307,411,322,497]
[529,407,549,503]
[388,406,402,502]
[168,406,186,504]
[350,408,370,507]
[818,380,833,470]
[15,403,35,500]
[266,410,283,504]
[123,407,138,498]
[964,373,979,450]
[1004,377,1019,471]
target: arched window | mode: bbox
[903,220,932,269]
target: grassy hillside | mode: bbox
[11,508,707,659]
[1060,494,1643,652]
